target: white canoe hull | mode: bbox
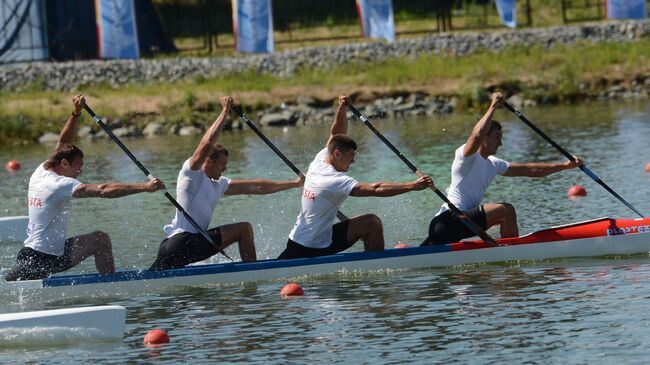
[2,217,650,302]
[0,305,126,343]
[0,216,28,242]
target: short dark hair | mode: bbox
[327,134,357,154]
[488,120,502,135]
[44,143,84,169]
[207,144,229,160]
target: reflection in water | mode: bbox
[1,101,650,363]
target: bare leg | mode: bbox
[68,231,115,275]
[346,214,384,251]
[483,203,519,238]
[218,222,257,262]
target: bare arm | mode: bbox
[350,175,434,197]
[504,157,583,177]
[327,95,351,146]
[463,92,503,157]
[57,94,85,146]
[188,96,233,170]
[225,177,304,195]
[73,178,165,198]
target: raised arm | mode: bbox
[463,92,503,157]
[504,156,583,177]
[189,96,233,170]
[327,95,351,146]
[73,178,165,198]
[350,175,434,197]
[57,94,85,146]
[225,176,304,195]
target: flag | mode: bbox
[232,0,274,53]
[95,0,140,59]
[607,0,647,19]
[0,0,49,63]
[356,0,395,42]
[495,0,517,28]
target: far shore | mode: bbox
[2,20,650,145]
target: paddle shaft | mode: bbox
[232,107,349,222]
[82,105,234,261]
[501,101,644,218]
[347,104,497,245]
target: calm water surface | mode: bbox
[0,100,649,364]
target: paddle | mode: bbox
[231,106,349,222]
[347,103,497,245]
[501,101,644,218]
[82,104,234,261]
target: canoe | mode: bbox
[0,305,126,344]
[2,217,650,302]
[0,216,28,242]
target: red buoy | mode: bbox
[5,160,20,172]
[394,243,410,248]
[568,185,587,199]
[280,282,304,297]
[645,162,650,174]
[144,329,170,346]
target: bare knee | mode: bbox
[500,203,517,220]
[240,222,253,240]
[361,214,382,229]
[92,231,112,250]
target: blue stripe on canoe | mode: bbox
[42,244,452,287]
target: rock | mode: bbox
[506,94,523,109]
[111,127,132,138]
[523,99,537,107]
[78,126,93,138]
[38,132,59,144]
[260,111,296,126]
[178,126,202,136]
[143,122,165,137]
[296,95,316,106]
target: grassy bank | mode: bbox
[2,37,650,145]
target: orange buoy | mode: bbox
[144,329,170,346]
[567,185,587,199]
[394,243,410,248]
[645,162,650,174]
[5,160,20,172]
[280,282,304,297]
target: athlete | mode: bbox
[5,95,165,281]
[149,96,303,270]
[422,92,583,245]
[278,95,434,260]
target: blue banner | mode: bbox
[356,0,395,42]
[0,0,49,63]
[495,0,517,28]
[607,0,647,19]
[96,0,140,59]
[232,0,274,53]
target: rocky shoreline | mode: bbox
[35,81,650,144]
[2,20,650,144]
[3,20,650,93]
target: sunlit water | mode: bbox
[0,100,649,363]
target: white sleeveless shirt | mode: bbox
[164,159,231,237]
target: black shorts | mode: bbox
[421,205,488,245]
[277,220,353,260]
[4,239,76,281]
[149,228,224,271]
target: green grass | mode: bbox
[2,38,650,145]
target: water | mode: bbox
[1,100,650,363]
